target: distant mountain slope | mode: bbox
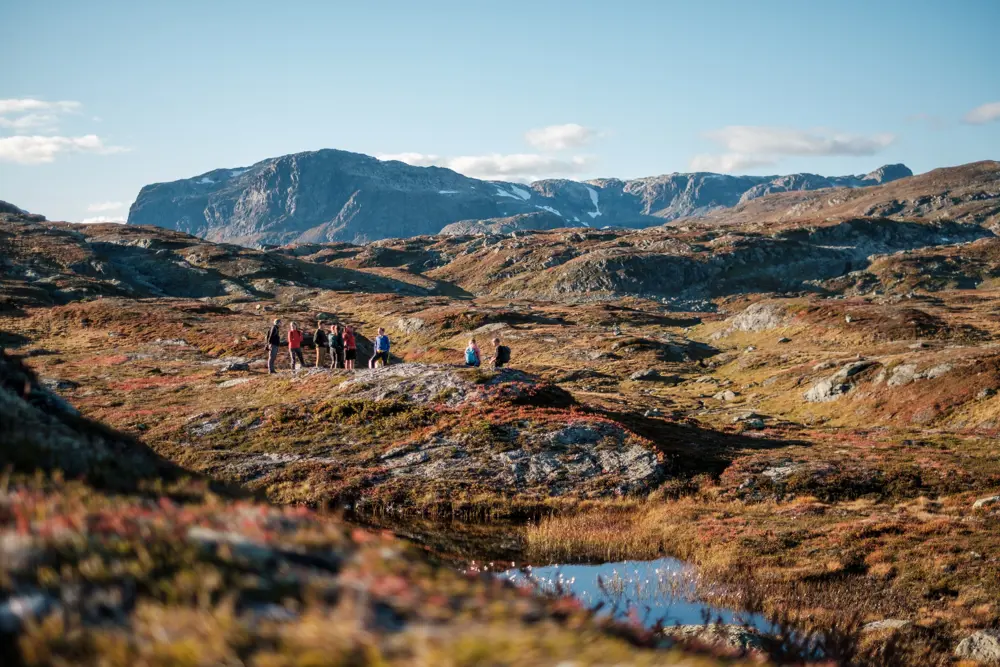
[127,148,912,246]
[691,161,1000,230]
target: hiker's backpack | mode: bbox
[496,345,511,365]
[465,347,479,365]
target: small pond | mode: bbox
[478,557,771,632]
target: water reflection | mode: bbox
[474,557,770,632]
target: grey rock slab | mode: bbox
[863,619,913,632]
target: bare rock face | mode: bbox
[380,420,662,497]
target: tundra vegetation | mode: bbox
[3,162,1000,665]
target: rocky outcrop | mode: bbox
[440,211,567,236]
[804,360,878,403]
[663,624,765,652]
[126,147,912,246]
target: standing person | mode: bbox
[369,327,390,368]
[313,321,328,368]
[287,322,305,370]
[265,318,282,374]
[489,337,511,370]
[465,338,481,367]
[343,325,357,370]
[329,324,345,369]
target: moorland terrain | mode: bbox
[3,160,1000,665]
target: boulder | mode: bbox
[804,378,850,403]
[730,302,788,333]
[222,362,251,372]
[955,630,1000,665]
[804,360,878,403]
[713,390,738,402]
[629,369,660,381]
[973,496,1000,510]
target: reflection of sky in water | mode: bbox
[499,557,771,631]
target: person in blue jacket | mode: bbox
[370,327,390,368]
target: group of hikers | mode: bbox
[264,318,511,373]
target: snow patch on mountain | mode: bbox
[586,186,601,219]
[509,185,532,200]
[535,205,563,217]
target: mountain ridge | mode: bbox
[127,147,912,246]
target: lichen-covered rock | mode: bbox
[955,630,1000,665]
[663,624,765,652]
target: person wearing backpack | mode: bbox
[265,318,282,374]
[490,337,511,370]
[313,321,328,368]
[329,324,345,369]
[287,322,305,370]
[370,327,390,368]
[465,338,481,367]
[343,325,357,370]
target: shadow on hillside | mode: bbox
[600,409,809,478]
[0,330,30,349]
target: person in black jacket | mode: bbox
[265,318,282,374]
[490,336,511,370]
[329,324,345,369]
[313,321,328,368]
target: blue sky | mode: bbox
[2,0,998,222]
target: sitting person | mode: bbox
[490,337,510,369]
[465,338,481,367]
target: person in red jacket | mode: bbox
[343,325,357,370]
[287,322,305,370]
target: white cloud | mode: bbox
[689,125,895,173]
[688,153,777,173]
[378,152,593,182]
[705,126,895,157]
[0,135,129,165]
[0,113,61,131]
[0,99,81,115]
[0,99,127,165]
[524,123,596,151]
[963,101,1000,125]
[87,201,126,212]
[377,152,442,167]
[80,215,126,224]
